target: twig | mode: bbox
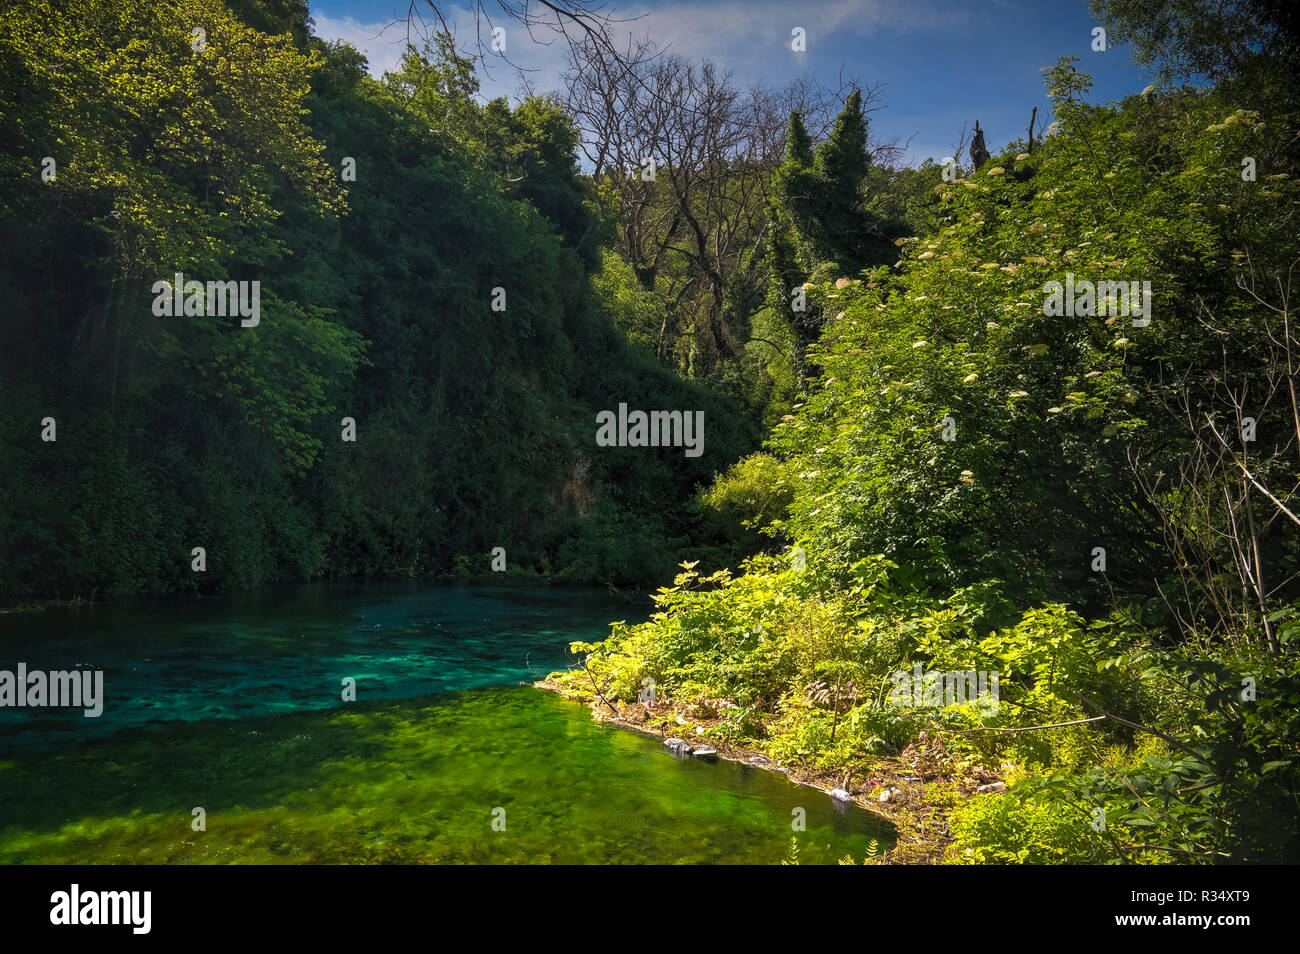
[1128,844,1232,860]
[581,656,617,715]
[948,716,1106,734]
[1074,692,1219,772]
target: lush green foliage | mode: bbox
[0,0,757,599]
[4,0,1298,865]
[565,45,1300,863]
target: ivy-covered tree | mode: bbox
[773,92,890,277]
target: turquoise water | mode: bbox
[0,582,629,746]
[0,583,893,864]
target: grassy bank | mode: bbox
[546,557,1299,864]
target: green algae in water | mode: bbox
[0,687,893,864]
[0,584,895,864]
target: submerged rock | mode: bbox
[663,737,694,756]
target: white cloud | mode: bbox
[311,0,967,103]
[310,6,569,100]
[311,12,411,78]
[611,0,967,69]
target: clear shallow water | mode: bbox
[0,583,893,864]
[0,582,634,746]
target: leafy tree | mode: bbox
[1090,0,1300,81]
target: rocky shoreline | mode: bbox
[533,677,1000,863]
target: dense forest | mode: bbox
[2,0,1298,865]
[0,0,761,599]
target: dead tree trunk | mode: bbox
[970,120,990,169]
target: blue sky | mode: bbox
[308,0,1156,165]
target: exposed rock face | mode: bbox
[830,788,853,802]
[693,748,718,761]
